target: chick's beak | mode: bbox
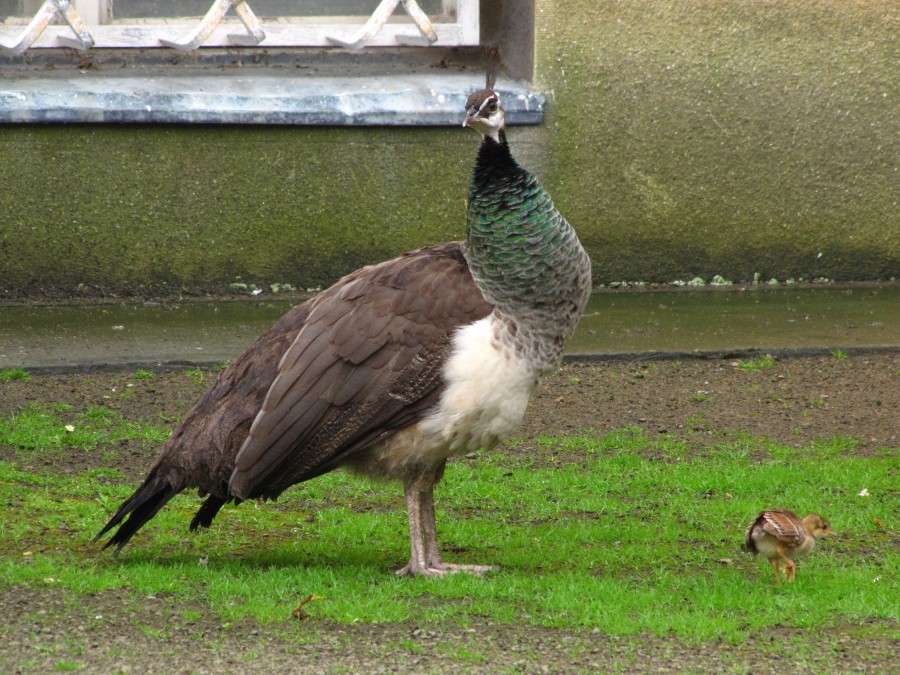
[462,107,478,128]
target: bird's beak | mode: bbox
[462,108,477,128]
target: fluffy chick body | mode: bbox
[745,509,834,582]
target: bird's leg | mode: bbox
[395,466,459,577]
[397,470,427,576]
[775,544,796,582]
[419,468,443,568]
[770,557,781,583]
[418,465,496,576]
[784,559,796,582]
[395,464,495,578]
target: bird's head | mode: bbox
[462,89,505,142]
[803,513,835,538]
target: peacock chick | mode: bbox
[744,509,834,582]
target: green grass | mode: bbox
[1,368,31,382]
[0,420,897,642]
[182,367,208,385]
[736,354,778,371]
[0,404,169,451]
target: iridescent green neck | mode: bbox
[465,135,592,359]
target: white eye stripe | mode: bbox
[478,95,499,114]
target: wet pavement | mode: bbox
[0,284,897,370]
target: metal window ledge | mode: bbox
[0,73,543,125]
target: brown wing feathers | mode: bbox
[229,242,492,500]
[745,509,806,552]
[94,300,312,549]
[97,241,492,549]
[760,510,805,545]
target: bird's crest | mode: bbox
[485,46,499,91]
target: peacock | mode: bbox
[95,69,592,577]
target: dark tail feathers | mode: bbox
[189,493,241,532]
[95,470,183,552]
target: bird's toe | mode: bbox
[394,561,498,578]
[438,563,498,576]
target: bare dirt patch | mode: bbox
[2,353,897,478]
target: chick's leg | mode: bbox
[784,559,796,582]
[775,544,797,582]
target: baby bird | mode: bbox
[744,509,834,582]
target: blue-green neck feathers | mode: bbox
[465,134,592,351]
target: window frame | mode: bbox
[0,0,479,52]
[0,1,543,128]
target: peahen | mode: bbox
[95,74,592,577]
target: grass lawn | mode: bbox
[1,404,897,644]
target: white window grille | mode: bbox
[0,0,479,54]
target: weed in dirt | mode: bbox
[0,427,897,643]
[436,640,488,663]
[830,348,850,361]
[182,368,208,386]
[684,412,709,431]
[132,369,155,381]
[1,368,31,382]
[395,638,425,655]
[53,660,85,671]
[736,355,777,371]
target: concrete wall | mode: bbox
[0,125,477,299]
[1,0,897,300]
[534,0,898,284]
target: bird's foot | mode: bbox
[395,561,498,578]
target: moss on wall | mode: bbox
[535,0,898,283]
[0,125,476,299]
